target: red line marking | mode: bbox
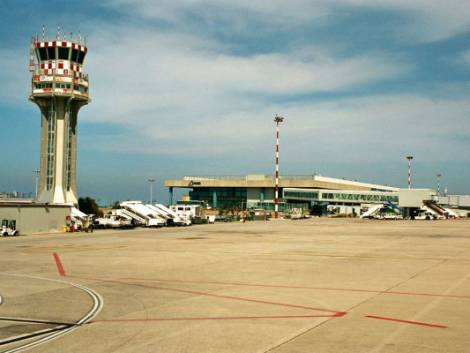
[96,314,336,323]
[72,275,346,318]
[118,277,470,300]
[365,315,447,328]
[53,252,66,277]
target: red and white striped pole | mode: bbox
[406,155,413,189]
[274,115,284,218]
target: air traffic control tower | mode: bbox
[29,32,89,205]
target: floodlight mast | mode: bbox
[406,155,413,189]
[148,178,156,204]
[437,173,442,196]
[274,115,284,219]
[34,169,40,200]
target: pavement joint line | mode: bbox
[94,314,339,323]
[364,315,447,328]
[261,237,451,353]
[338,257,453,320]
[366,272,470,353]
[117,276,470,300]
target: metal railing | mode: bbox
[32,68,89,81]
[183,175,319,181]
[0,192,34,199]
[183,176,246,181]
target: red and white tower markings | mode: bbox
[274,115,284,219]
[406,155,413,189]
[30,29,90,205]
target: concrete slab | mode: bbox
[0,218,469,352]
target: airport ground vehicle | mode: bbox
[171,204,202,222]
[1,219,18,236]
[414,211,437,220]
[94,213,134,229]
[378,213,403,220]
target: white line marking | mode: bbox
[0,325,68,346]
[0,273,103,353]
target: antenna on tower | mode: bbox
[78,31,81,44]
[57,24,61,40]
[42,25,45,40]
[29,38,36,72]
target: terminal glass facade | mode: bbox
[284,189,399,204]
[321,192,398,203]
[189,188,247,209]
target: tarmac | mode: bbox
[1,218,470,353]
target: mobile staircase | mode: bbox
[154,204,191,226]
[360,204,384,219]
[423,200,448,219]
[120,201,166,227]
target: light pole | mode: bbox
[34,169,40,200]
[274,115,284,219]
[148,178,155,204]
[406,155,413,189]
[437,173,441,196]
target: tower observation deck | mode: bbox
[29,31,90,205]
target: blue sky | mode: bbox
[1,0,470,205]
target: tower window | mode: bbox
[37,47,47,61]
[47,46,56,60]
[58,47,69,60]
[77,51,85,64]
[71,49,79,62]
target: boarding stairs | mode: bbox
[423,201,448,219]
[155,204,190,226]
[120,202,165,227]
[360,204,384,219]
[145,204,172,225]
[116,208,147,226]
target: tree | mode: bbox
[78,197,103,217]
[111,201,121,209]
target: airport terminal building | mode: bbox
[165,175,399,213]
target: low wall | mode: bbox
[0,202,71,234]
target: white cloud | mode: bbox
[82,27,408,128]
[105,0,470,42]
[0,49,30,104]
[71,23,470,165]
[338,0,470,41]
[82,64,470,163]
[104,0,329,24]
[462,50,470,65]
